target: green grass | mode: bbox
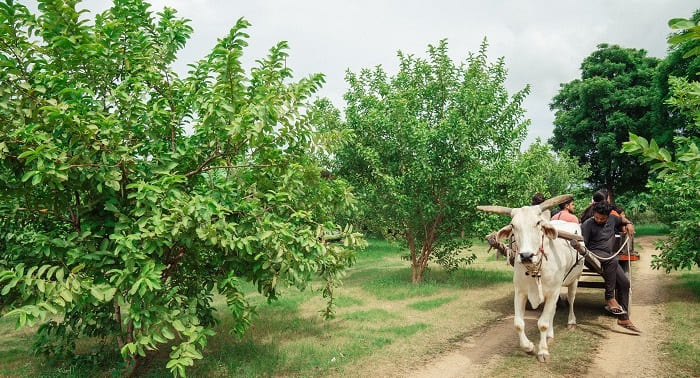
[661,271,700,377]
[360,267,512,300]
[361,272,441,300]
[378,323,430,337]
[334,295,364,308]
[342,309,395,322]
[0,237,524,377]
[677,272,700,297]
[634,223,670,236]
[353,238,405,265]
[407,296,457,311]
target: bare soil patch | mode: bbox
[583,236,667,378]
[406,310,540,378]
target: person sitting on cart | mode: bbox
[552,197,579,223]
[581,201,640,333]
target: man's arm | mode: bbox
[581,219,591,245]
[615,214,635,236]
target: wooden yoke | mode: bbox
[556,229,603,275]
[556,229,582,242]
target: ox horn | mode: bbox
[476,205,513,216]
[538,194,573,211]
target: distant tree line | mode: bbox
[549,9,700,201]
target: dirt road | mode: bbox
[408,236,666,378]
[584,236,667,378]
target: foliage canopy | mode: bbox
[623,14,700,271]
[488,139,590,210]
[0,0,362,375]
[336,39,530,283]
[550,44,660,197]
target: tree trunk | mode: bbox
[124,319,139,377]
[406,230,420,284]
[608,187,615,205]
[412,264,422,284]
[408,213,443,284]
[114,302,139,377]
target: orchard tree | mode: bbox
[652,9,700,146]
[489,140,591,209]
[0,1,363,376]
[336,40,530,283]
[623,16,700,271]
[550,44,660,198]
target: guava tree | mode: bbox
[491,140,590,208]
[336,40,530,283]
[0,0,362,376]
[623,16,700,271]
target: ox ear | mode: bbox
[542,222,558,240]
[497,224,513,240]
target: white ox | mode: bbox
[478,195,584,362]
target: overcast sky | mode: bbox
[26,0,699,145]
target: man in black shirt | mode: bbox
[581,202,640,333]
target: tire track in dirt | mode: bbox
[407,309,541,378]
[583,236,667,378]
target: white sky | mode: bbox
[24,0,699,145]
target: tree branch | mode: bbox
[184,152,221,178]
[113,299,125,349]
[16,207,72,224]
[200,163,277,173]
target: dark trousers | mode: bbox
[599,254,630,320]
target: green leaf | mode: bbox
[59,289,73,303]
[55,269,64,282]
[103,288,116,302]
[90,286,105,301]
[20,171,36,182]
[1,277,18,295]
[71,264,85,274]
[668,18,697,29]
[172,319,186,332]
[162,327,175,340]
[17,150,34,160]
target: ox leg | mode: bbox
[536,291,558,362]
[566,281,578,329]
[514,290,534,353]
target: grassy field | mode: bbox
[660,271,700,377]
[634,223,670,236]
[0,239,515,377]
[0,234,697,377]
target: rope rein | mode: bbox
[485,224,634,314]
[589,235,630,261]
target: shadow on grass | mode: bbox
[675,272,700,297]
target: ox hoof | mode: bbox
[537,352,550,363]
[522,342,535,354]
[567,323,577,330]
